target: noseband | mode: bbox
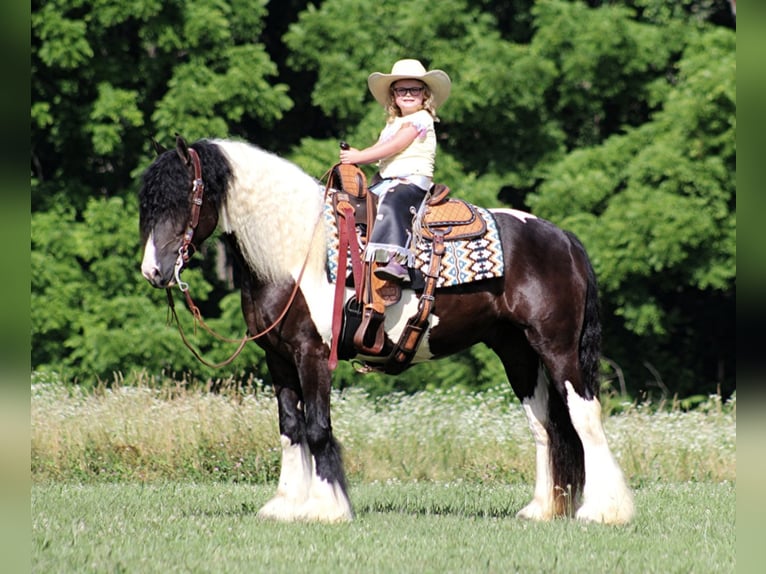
[173,147,205,291]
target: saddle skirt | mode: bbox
[323,188,504,288]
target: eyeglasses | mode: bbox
[392,86,425,97]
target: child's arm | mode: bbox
[340,123,419,165]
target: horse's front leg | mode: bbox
[257,355,313,521]
[298,348,353,522]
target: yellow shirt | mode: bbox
[377,110,436,179]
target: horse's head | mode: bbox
[139,135,220,288]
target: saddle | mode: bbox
[326,166,489,373]
[381,188,487,373]
[420,192,487,241]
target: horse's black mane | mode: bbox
[138,139,233,238]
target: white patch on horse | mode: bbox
[257,435,313,522]
[489,207,538,223]
[565,380,635,525]
[297,272,337,345]
[140,231,159,280]
[356,289,439,364]
[214,140,328,285]
[302,278,439,360]
[392,290,439,362]
[517,370,554,521]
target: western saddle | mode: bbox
[325,161,486,373]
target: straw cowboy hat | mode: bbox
[368,59,452,109]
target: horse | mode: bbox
[139,135,634,525]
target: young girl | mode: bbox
[340,59,451,284]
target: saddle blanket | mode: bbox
[323,191,504,288]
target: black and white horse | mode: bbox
[139,136,633,524]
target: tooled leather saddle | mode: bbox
[326,165,489,373]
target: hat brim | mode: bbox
[368,69,451,110]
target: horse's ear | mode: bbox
[175,133,191,165]
[150,137,167,156]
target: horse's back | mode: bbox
[490,208,591,281]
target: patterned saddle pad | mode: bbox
[323,190,504,288]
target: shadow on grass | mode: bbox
[183,499,520,520]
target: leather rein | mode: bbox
[165,147,319,368]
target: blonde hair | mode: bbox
[384,81,440,123]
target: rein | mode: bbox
[165,147,322,369]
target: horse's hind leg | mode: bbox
[538,346,633,524]
[531,339,633,523]
[563,380,634,524]
[516,368,556,520]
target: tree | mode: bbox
[282,0,735,397]
[31,0,292,212]
[527,26,736,396]
[31,0,735,398]
[31,0,290,384]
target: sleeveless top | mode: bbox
[376,109,436,180]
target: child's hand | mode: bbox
[340,147,361,164]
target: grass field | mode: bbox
[32,481,734,573]
[31,378,736,572]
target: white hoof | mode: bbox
[297,478,353,523]
[259,479,353,523]
[516,498,554,521]
[575,492,634,525]
[298,497,353,523]
[257,494,304,522]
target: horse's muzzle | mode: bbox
[141,234,180,288]
[141,262,177,289]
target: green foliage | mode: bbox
[30,195,266,385]
[88,83,145,154]
[31,0,291,211]
[284,0,563,180]
[527,24,735,394]
[31,0,736,398]
[531,1,680,148]
[33,6,94,69]
[32,196,162,382]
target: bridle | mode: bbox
[173,147,205,292]
[165,146,321,368]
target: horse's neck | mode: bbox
[216,142,326,283]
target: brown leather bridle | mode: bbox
[165,146,322,368]
[172,147,204,291]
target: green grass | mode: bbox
[32,481,735,573]
[31,377,736,572]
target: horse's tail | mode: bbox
[547,381,585,516]
[562,229,602,399]
[579,245,601,400]
[547,231,600,514]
